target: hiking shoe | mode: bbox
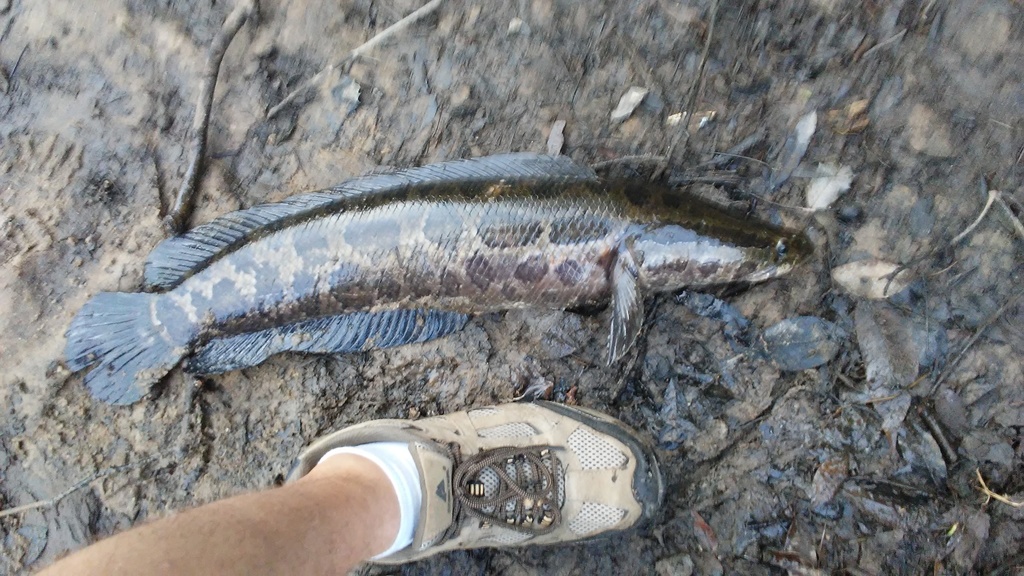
[287,401,664,564]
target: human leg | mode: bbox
[39,453,399,575]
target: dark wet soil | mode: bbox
[2,0,1023,574]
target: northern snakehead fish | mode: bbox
[66,153,811,404]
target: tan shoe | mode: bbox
[287,401,664,564]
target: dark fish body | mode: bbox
[66,154,810,404]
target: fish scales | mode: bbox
[65,153,811,405]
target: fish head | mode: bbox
[632,222,812,290]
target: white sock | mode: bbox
[318,442,422,559]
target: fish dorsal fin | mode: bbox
[186,308,469,375]
[607,243,644,364]
[144,153,598,291]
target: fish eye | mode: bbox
[775,240,787,262]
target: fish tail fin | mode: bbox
[65,292,185,405]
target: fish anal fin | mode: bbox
[607,245,644,364]
[187,309,469,375]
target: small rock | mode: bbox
[907,104,954,157]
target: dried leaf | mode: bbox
[611,87,649,122]
[770,110,817,190]
[903,421,948,481]
[507,17,531,36]
[546,120,566,156]
[691,510,719,552]
[832,259,912,299]
[762,316,845,371]
[805,163,854,210]
[809,458,849,508]
[854,302,919,433]
[854,303,919,390]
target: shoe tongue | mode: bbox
[408,442,455,551]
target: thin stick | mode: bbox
[949,189,999,245]
[698,128,768,168]
[653,0,718,181]
[165,0,257,233]
[0,462,145,518]
[860,29,907,60]
[993,192,1024,241]
[266,0,444,120]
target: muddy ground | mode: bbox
[2,0,1023,573]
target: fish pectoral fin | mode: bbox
[608,246,644,364]
[186,309,469,375]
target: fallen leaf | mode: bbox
[854,302,919,434]
[832,259,912,299]
[546,120,566,156]
[770,110,817,190]
[611,86,649,122]
[806,163,854,210]
[691,510,718,552]
[761,316,845,371]
[809,458,849,507]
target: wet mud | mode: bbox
[2,0,1023,573]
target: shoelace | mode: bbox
[448,444,563,537]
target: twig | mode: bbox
[993,192,1024,240]
[653,0,718,181]
[949,189,998,245]
[698,128,768,169]
[165,0,257,233]
[860,29,907,60]
[976,468,1024,508]
[5,45,27,93]
[0,462,145,519]
[266,0,444,120]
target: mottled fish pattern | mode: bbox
[65,153,811,405]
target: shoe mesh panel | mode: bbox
[568,502,626,535]
[481,526,534,545]
[566,427,627,470]
[468,407,500,417]
[477,422,538,438]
